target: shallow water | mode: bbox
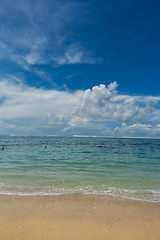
[0,136,160,201]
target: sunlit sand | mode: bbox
[0,194,159,240]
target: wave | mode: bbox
[0,185,159,202]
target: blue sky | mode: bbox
[0,0,160,137]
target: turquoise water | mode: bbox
[0,136,160,201]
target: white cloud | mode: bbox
[0,0,100,71]
[0,78,160,136]
[115,123,160,138]
[73,82,160,123]
[53,44,101,65]
[63,116,90,131]
[0,77,82,135]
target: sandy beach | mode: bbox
[0,194,159,240]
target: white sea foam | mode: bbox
[0,186,159,202]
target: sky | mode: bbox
[0,0,160,137]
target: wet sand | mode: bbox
[0,194,159,240]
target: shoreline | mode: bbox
[0,190,159,203]
[0,193,159,240]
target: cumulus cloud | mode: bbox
[63,116,90,131]
[0,78,160,137]
[72,82,160,124]
[115,123,160,138]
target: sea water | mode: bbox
[0,136,160,202]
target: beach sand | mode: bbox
[0,194,159,240]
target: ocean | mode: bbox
[0,136,159,202]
